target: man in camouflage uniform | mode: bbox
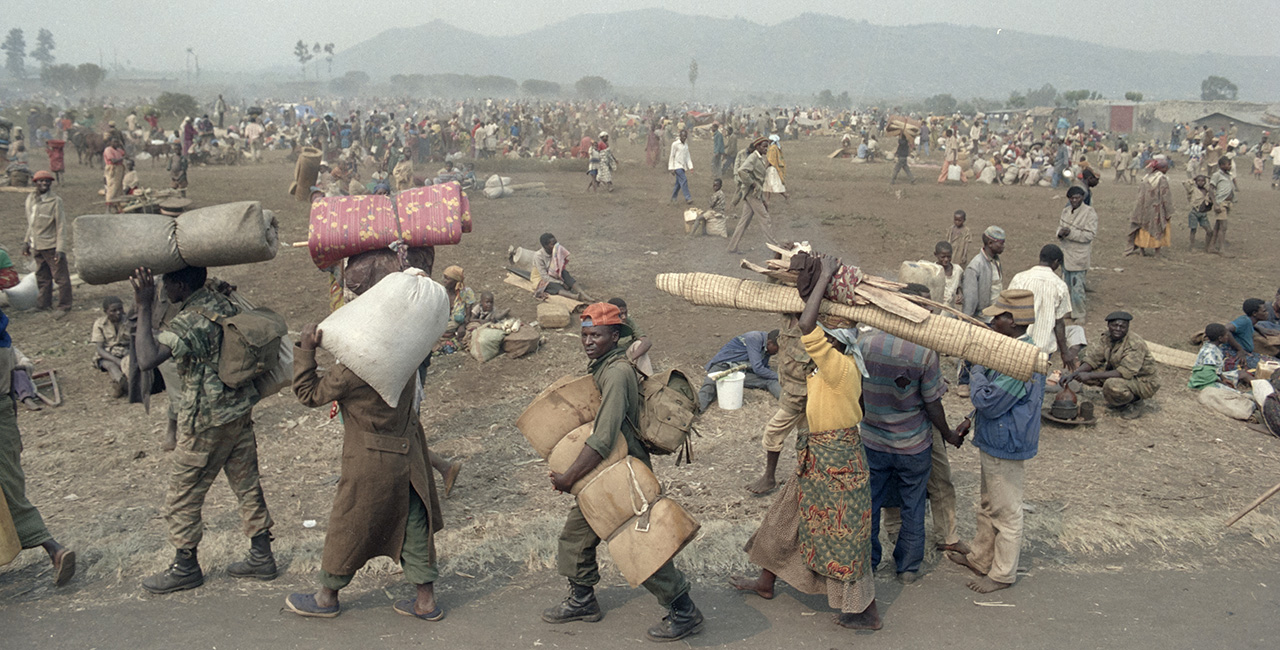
[131,265,276,594]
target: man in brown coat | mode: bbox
[284,322,445,620]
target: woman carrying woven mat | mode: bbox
[731,253,881,631]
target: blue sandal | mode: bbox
[394,598,446,621]
[285,592,341,618]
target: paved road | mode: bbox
[2,561,1277,649]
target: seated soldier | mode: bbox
[1061,311,1160,419]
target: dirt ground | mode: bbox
[2,135,1279,615]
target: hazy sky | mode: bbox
[5,0,1277,72]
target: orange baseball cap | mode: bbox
[33,170,55,181]
[580,303,632,336]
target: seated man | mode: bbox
[1061,311,1160,419]
[1225,298,1280,371]
[697,329,781,412]
[534,233,593,302]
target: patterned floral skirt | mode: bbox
[795,427,873,582]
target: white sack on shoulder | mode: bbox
[317,270,449,407]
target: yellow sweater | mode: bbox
[801,328,862,432]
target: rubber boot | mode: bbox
[142,548,204,594]
[227,532,278,580]
[542,581,603,623]
[646,593,704,642]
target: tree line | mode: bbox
[2,27,108,98]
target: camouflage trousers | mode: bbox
[165,413,273,549]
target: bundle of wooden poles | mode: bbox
[655,245,1049,382]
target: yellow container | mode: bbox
[0,485,21,566]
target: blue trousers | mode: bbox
[868,446,933,574]
[671,169,691,202]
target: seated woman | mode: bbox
[91,296,131,398]
[438,266,477,353]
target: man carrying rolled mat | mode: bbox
[131,265,276,594]
[544,302,704,643]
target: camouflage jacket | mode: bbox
[156,287,257,433]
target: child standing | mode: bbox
[935,241,963,307]
[946,210,972,265]
[1182,175,1213,251]
[91,296,130,397]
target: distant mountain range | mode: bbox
[332,10,1277,102]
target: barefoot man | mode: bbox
[948,289,1045,594]
[731,254,882,631]
[745,314,808,496]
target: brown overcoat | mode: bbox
[293,346,443,577]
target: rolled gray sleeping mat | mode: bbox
[176,202,279,268]
[73,214,184,285]
[73,201,280,285]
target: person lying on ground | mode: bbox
[696,329,781,412]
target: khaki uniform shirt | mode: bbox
[1081,332,1158,380]
[25,191,66,253]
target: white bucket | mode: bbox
[713,371,745,410]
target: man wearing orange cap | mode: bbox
[23,170,71,318]
[544,302,703,643]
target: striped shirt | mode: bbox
[856,330,945,455]
[1008,265,1071,354]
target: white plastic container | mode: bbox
[714,371,745,410]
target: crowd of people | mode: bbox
[1,89,1276,643]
